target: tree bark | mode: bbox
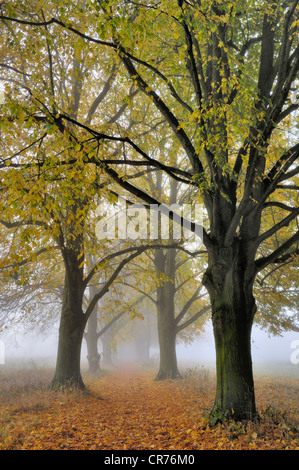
[51,245,87,390]
[155,317,180,380]
[203,242,257,421]
[154,249,181,380]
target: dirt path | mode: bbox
[0,367,298,450]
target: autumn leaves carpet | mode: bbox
[0,366,298,450]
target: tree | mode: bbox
[152,246,210,380]
[89,0,298,420]
[112,167,210,379]
[84,279,146,373]
[0,4,177,389]
[122,240,210,379]
[1,0,298,419]
[145,174,209,380]
[0,235,63,336]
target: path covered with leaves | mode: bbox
[0,365,298,450]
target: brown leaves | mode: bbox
[0,368,298,450]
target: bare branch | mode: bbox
[255,208,299,246]
[262,201,296,212]
[174,285,201,326]
[255,229,299,272]
[262,142,299,198]
[84,242,180,320]
[85,63,117,125]
[176,305,210,333]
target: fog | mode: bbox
[175,323,299,377]
[1,320,298,378]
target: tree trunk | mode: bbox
[51,250,86,390]
[86,306,101,374]
[85,284,101,374]
[155,317,180,380]
[154,249,181,380]
[203,243,257,421]
[101,328,114,367]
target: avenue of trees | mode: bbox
[0,0,298,422]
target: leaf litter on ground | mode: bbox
[0,364,298,450]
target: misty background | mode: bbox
[1,319,298,377]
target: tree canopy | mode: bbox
[0,0,298,420]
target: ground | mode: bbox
[0,363,298,450]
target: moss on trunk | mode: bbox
[211,305,256,421]
[203,244,258,422]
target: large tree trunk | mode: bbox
[51,249,86,390]
[203,243,257,421]
[212,303,256,421]
[154,249,181,380]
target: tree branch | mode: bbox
[0,14,116,48]
[85,63,117,125]
[84,242,180,289]
[0,217,48,230]
[101,162,210,248]
[176,305,210,333]
[174,285,201,326]
[261,143,299,204]
[179,1,203,108]
[84,243,180,320]
[255,208,299,246]
[262,201,296,212]
[115,42,204,176]
[0,246,59,271]
[255,229,299,272]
